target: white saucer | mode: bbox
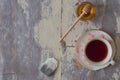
[75,30,116,70]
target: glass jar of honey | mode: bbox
[76,2,96,21]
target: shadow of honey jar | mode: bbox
[76,2,96,21]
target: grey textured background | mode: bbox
[0,0,120,80]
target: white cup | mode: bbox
[84,38,113,66]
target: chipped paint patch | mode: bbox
[34,0,61,49]
[112,69,120,80]
[34,16,60,48]
[18,0,29,26]
[41,0,52,19]
[112,73,119,80]
[34,0,62,65]
[114,12,120,33]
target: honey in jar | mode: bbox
[76,2,96,21]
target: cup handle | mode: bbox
[110,60,115,65]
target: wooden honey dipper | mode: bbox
[60,4,91,42]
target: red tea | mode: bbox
[85,40,108,62]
